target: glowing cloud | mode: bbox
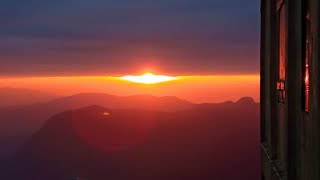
[120,73,178,84]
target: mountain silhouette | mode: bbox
[2,102,260,180]
[0,87,58,107]
[235,97,256,105]
[50,93,193,112]
[0,93,193,159]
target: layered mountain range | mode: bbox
[0,90,259,180]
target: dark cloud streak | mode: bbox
[0,0,260,76]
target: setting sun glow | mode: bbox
[120,73,178,84]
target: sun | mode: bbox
[120,73,178,84]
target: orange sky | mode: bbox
[0,75,259,103]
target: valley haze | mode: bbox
[0,90,259,179]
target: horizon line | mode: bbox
[0,74,260,79]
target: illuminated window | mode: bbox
[276,0,286,104]
[303,0,311,112]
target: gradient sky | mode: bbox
[0,0,260,76]
[1,76,259,103]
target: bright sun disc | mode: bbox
[120,73,178,84]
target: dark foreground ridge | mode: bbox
[1,101,260,180]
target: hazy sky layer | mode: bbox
[0,0,260,76]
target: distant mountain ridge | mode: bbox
[2,103,260,180]
[50,93,193,112]
[0,87,58,107]
[236,97,256,104]
[0,93,193,160]
[0,93,257,161]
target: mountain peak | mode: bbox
[236,97,255,104]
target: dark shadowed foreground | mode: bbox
[0,97,260,180]
[0,93,192,160]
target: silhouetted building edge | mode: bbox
[261,0,320,179]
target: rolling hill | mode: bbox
[0,93,193,159]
